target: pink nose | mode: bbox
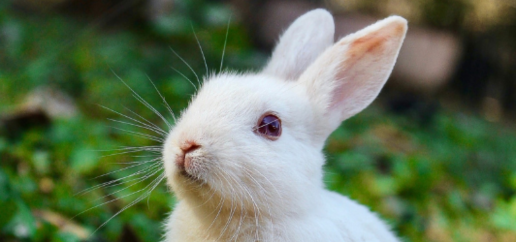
[176,141,200,170]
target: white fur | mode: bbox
[162,9,408,242]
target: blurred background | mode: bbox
[1,0,516,241]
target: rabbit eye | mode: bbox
[256,113,282,140]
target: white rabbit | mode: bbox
[162,9,407,242]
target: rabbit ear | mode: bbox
[299,16,408,134]
[262,9,334,80]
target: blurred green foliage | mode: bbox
[1,1,515,242]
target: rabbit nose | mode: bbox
[176,141,200,170]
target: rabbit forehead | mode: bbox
[178,73,307,131]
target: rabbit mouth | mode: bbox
[179,169,200,181]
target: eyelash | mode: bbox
[254,113,282,140]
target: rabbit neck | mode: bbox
[174,188,324,241]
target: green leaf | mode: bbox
[0,199,17,229]
[51,232,81,242]
[491,198,516,231]
[32,151,50,174]
[70,147,99,174]
[4,200,37,239]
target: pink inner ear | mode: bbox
[330,33,387,108]
[328,21,405,118]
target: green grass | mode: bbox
[1,1,516,241]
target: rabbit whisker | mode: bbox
[247,166,284,208]
[253,119,279,131]
[191,24,209,77]
[229,194,245,242]
[122,106,168,134]
[226,179,244,242]
[147,171,165,209]
[231,173,256,242]
[110,69,172,129]
[145,74,178,123]
[96,145,162,152]
[248,169,276,240]
[110,126,165,143]
[77,161,162,196]
[217,174,238,240]
[236,175,261,241]
[170,66,198,91]
[108,118,167,137]
[169,46,201,86]
[92,173,166,234]
[73,172,163,221]
[193,174,226,224]
[205,190,225,238]
[130,93,171,129]
[94,166,164,202]
[177,173,207,194]
[98,149,160,158]
[95,146,161,158]
[92,167,162,197]
[220,16,231,73]
[93,157,161,179]
[242,169,274,222]
[124,154,162,159]
[99,104,167,136]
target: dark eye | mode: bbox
[255,113,282,140]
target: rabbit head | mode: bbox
[162,9,407,217]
